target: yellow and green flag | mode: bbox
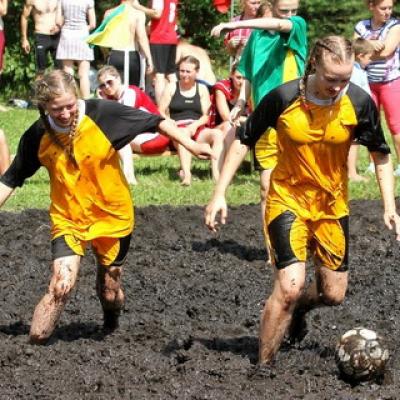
[87,4,131,48]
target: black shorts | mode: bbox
[150,43,177,74]
[34,32,62,72]
[108,50,141,86]
[51,234,132,267]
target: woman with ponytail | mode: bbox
[0,70,213,344]
[205,36,400,365]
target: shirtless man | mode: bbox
[103,0,153,87]
[20,0,62,76]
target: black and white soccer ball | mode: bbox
[335,327,389,381]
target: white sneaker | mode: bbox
[365,163,375,174]
[394,165,400,177]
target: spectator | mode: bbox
[20,0,62,78]
[176,38,217,88]
[224,0,262,62]
[348,38,375,182]
[56,0,96,99]
[159,56,224,186]
[97,65,171,184]
[355,0,400,175]
[0,0,7,79]
[103,0,153,87]
[132,0,179,105]
[0,129,10,174]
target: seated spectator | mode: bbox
[209,63,251,149]
[97,65,171,184]
[159,56,224,186]
[0,128,10,174]
[176,38,216,87]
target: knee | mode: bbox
[320,290,346,307]
[279,285,304,311]
[52,275,74,300]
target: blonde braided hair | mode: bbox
[299,35,354,111]
[34,70,79,165]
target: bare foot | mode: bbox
[178,170,191,186]
[349,173,369,183]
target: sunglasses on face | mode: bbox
[98,79,115,90]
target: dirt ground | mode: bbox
[0,200,399,400]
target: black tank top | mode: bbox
[169,82,202,121]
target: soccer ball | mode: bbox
[335,327,389,381]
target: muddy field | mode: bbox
[0,200,399,399]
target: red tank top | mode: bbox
[149,0,178,45]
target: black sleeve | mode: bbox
[237,79,300,147]
[347,82,390,154]
[0,122,44,188]
[85,99,164,150]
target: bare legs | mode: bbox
[118,144,137,185]
[30,255,81,344]
[0,129,10,174]
[177,127,225,186]
[96,265,125,332]
[29,255,125,344]
[63,60,91,99]
[154,72,177,106]
[259,263,348,364]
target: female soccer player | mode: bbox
[205,36,400,364]
[0,70,213,344]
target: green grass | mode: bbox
[0,106,398,211]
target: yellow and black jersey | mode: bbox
[238,79,390,221]
[1,99,163,241]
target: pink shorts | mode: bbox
[0,30,5,71]
[370,78,400,135]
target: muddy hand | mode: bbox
[204,195,227,233]
[384,211,400,241]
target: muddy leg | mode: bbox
[96,265,125,332]
[30,255,81,344]
[259,262,305,364]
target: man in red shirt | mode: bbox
[133,0,178,105]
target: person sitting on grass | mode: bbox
[0,69,213,345]
[159,56,225,186]
[97,65,171,185]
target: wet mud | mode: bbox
[0,200,399,399]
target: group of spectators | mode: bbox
[0,0,400,370]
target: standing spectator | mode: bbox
[224,0,262,61]
[0,0,7,79]
[102,0,153,87]
[348,38,375,182]
[132,0,179,105]
[0,129,10,174]
[20,0,62,78]
[354,0,400,175]
[56,0,96,99]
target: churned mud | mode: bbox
[0,201,399,399]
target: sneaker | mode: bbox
[365,162,375,174]
[394,165,400,177]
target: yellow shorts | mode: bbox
[51,234,132,267]
[254,128,278,171]
[267,210,348,271]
